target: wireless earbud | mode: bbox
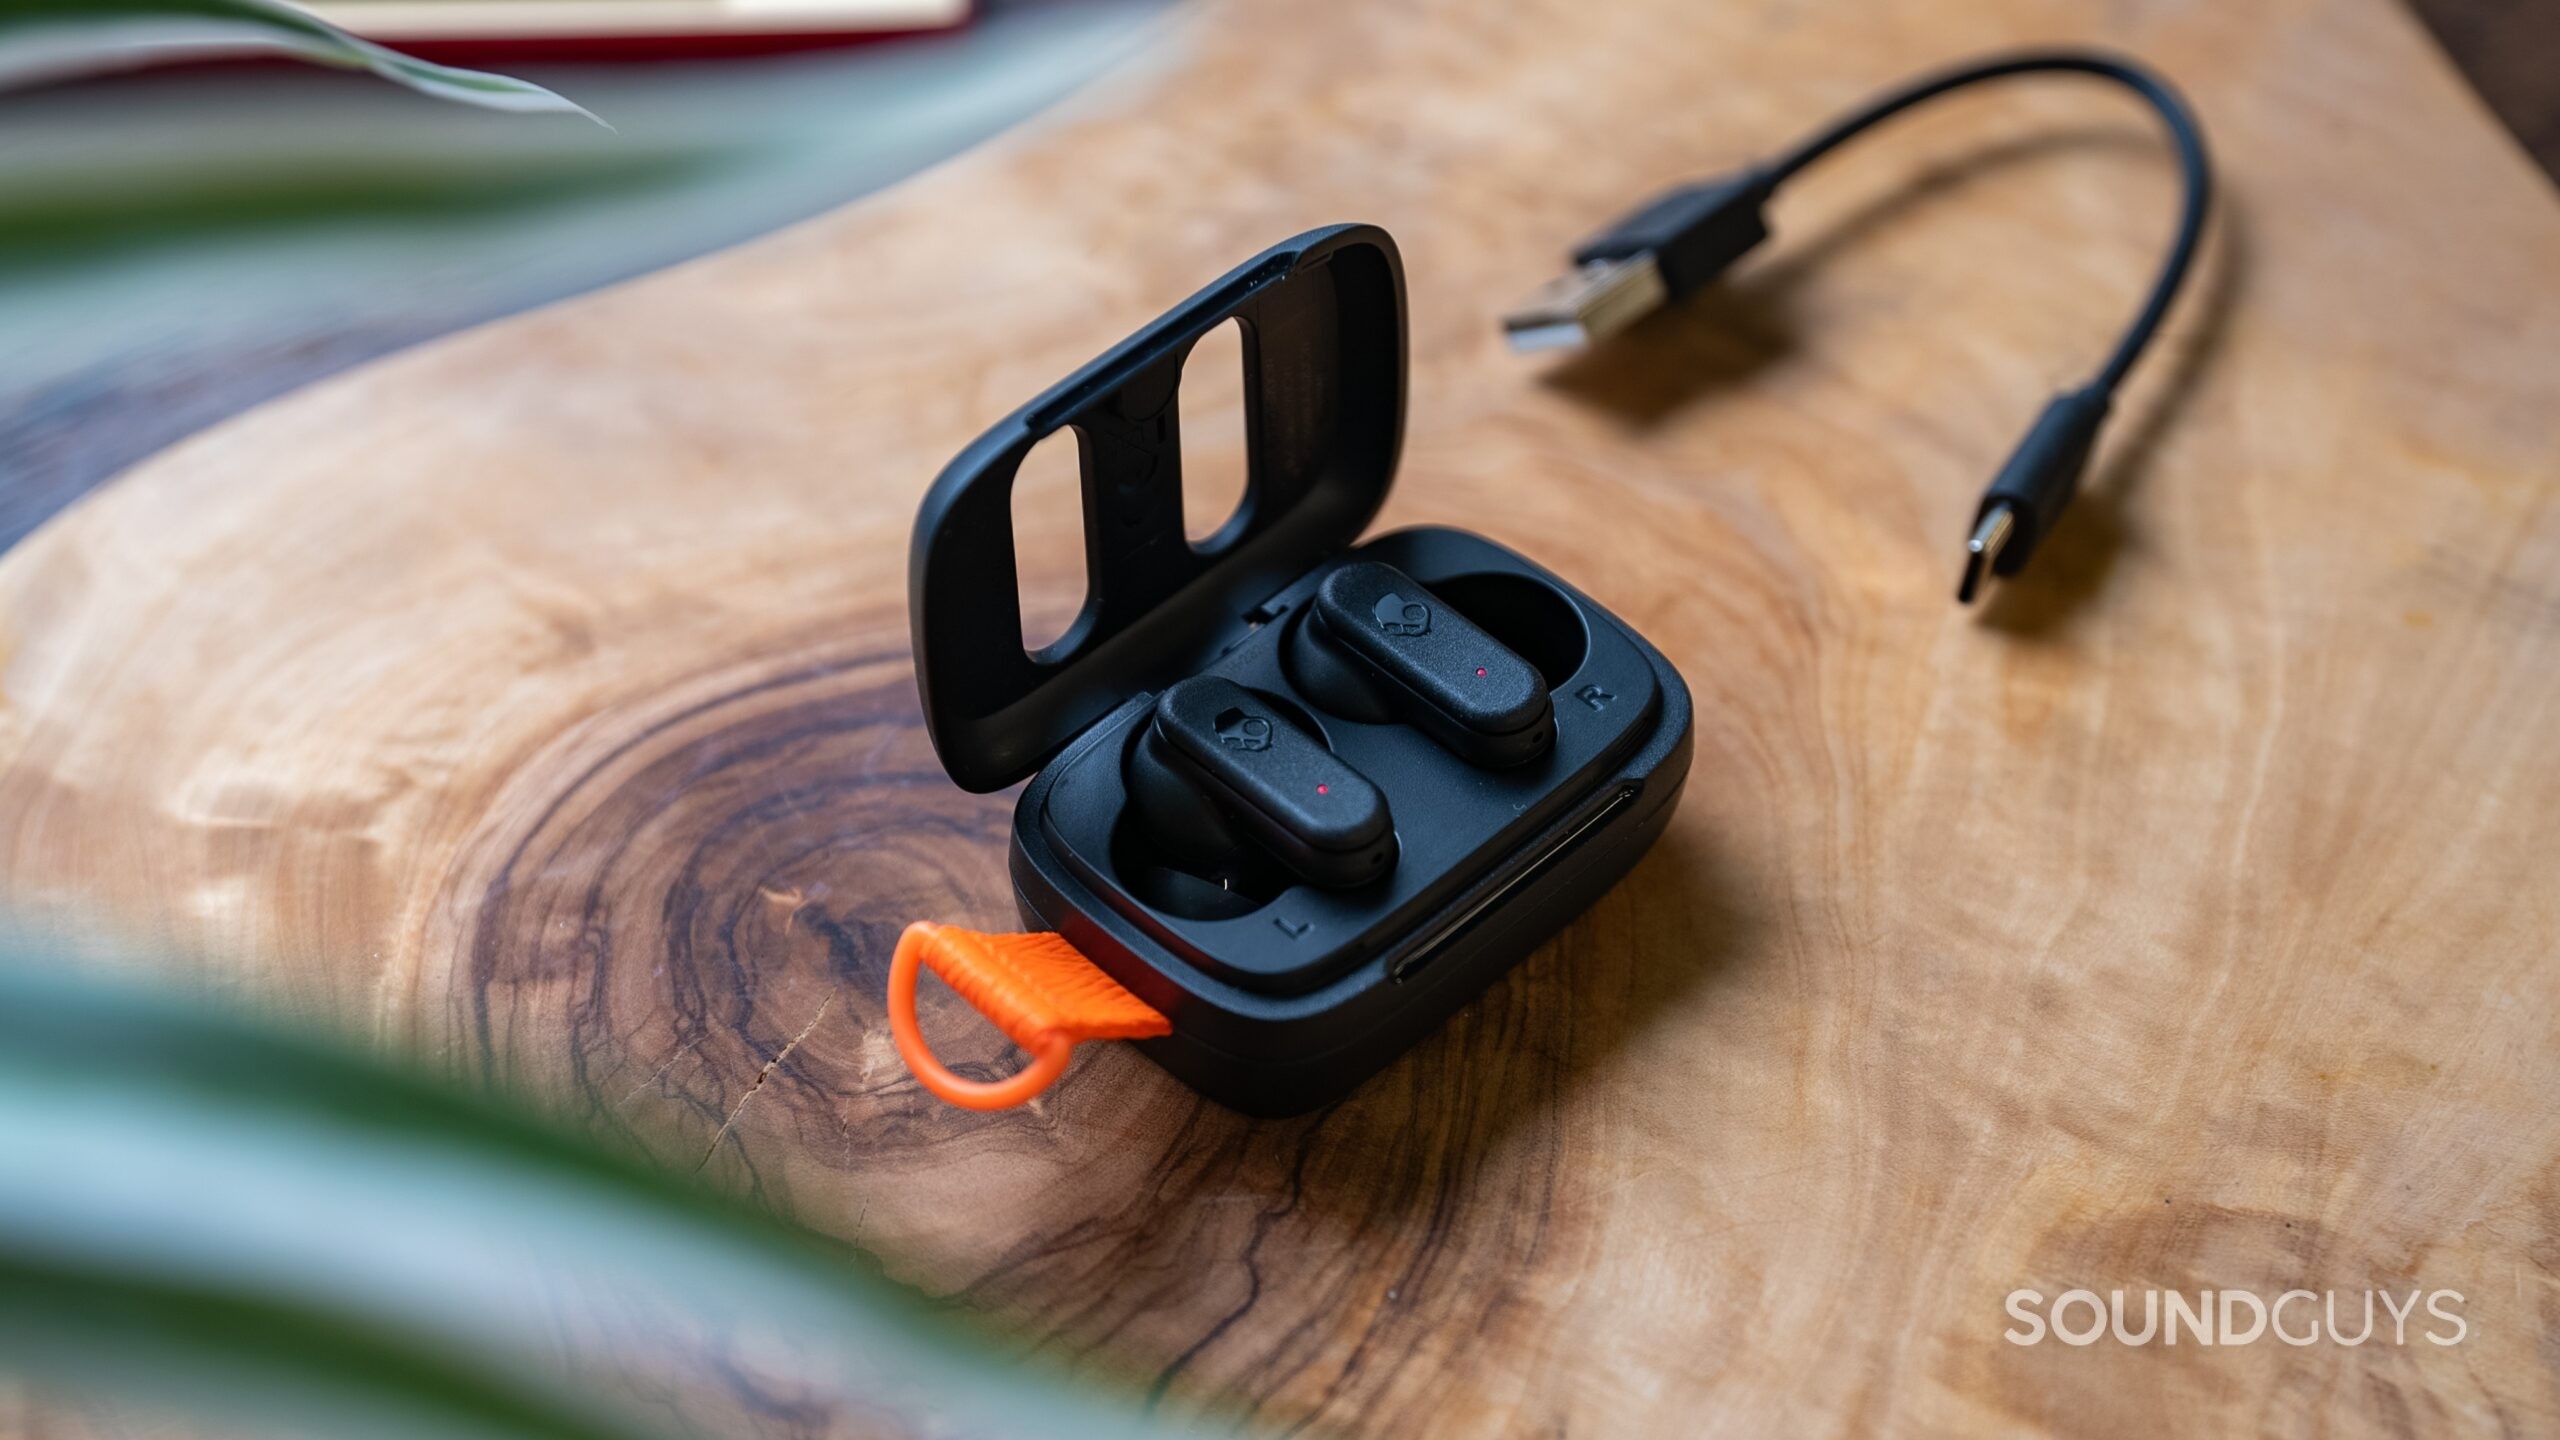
[1287,561,1554,767]
[1126,676,1396,890]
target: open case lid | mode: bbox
[910,224,1406,792]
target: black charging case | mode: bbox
[910,224,1692,1116]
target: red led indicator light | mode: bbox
[1315,783,1330,795]
[1475,667,1487,676]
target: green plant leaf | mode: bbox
[0,0,598,120]
[0,948,1223,1440]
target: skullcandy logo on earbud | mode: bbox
[1372,592,1431,637]
[1214,707,1272,752]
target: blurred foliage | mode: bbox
[0,8,1214,1431]
[0,0,593,116]
[0,12,1205,1432]
[0,948,1211,1440]
[0,147,707,264]
[0,0,1167,560]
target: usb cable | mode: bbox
[1503,50,2213,604]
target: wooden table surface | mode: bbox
[4,0,2557,1433]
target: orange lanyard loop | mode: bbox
[886,922,1170,1111]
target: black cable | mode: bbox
[1501,49,2216,604]
[1760,50,2211,397]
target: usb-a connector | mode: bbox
[1501,169,1774,354]
[1500,254,1669,352]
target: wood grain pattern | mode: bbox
[4,0,2559,1433]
